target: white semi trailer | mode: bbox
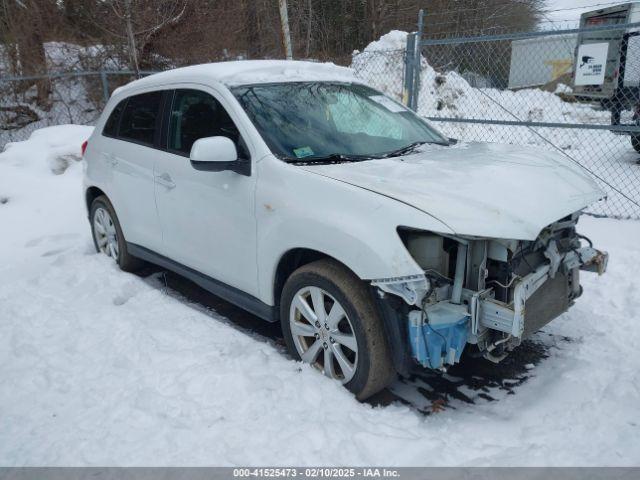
[572,1,640,151]
[508,34,578,90]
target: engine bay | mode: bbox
[375,213,609,371]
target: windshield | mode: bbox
[231,82,448,162]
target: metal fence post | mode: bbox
[404,33,416,107]
[100,70,110,104]
[411,9,425,111]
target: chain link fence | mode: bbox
[351,48,409,104]
[350,16,640,220]
[394,19,640,220]
[0,70,149,148]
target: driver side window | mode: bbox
[168,89,246,157]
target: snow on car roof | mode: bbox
[114,60,360,96]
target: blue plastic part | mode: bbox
[408,315,469,369]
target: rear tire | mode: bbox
[90,195,143,272]
[632,135,640,153]
[280,259,395,400]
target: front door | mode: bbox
[154,88,259,297]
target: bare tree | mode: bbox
[83,0,188,75]
[1,0,546,80]
[278,0,293,60]
[0,0,59,107]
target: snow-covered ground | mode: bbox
[1,126,640,466]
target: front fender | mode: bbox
[256,157,454,305]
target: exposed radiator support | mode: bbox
[451,243,468,304]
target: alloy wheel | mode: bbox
[93,207,119,261]
[289,286,358,383]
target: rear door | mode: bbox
[104,90,165,252]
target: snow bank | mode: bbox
[360,30,408,53]
[351,31,610,126]
[0,125,92,266]
[1,125,640,466]
[1,125,93,175]
[351,31,408,100]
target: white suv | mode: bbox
[83,60,608,400]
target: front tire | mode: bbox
[632,135,640,153]
[90,195,143,272]
[280,259,395,400]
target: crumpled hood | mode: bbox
[300,142,605,240]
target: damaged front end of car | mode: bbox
[372,212,608,373]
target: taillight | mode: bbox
[81,140,88,156]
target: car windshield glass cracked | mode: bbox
[231,82,447,161]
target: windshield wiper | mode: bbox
[380,141,429,158]
[380,139,452,158]
[283,153,377,164]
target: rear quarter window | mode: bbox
[102,99,126,138]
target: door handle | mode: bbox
[155,172,176,189]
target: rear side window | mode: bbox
[118,91,163,146]
[103,100,126,138]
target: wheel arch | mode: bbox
[272,247,415,379]
[278,254,397,398]
[85,186,107,214]
[272,248,360,317]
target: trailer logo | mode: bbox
[575,43,609,86]
[580,55,595,68]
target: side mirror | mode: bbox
[189,136,250,175]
